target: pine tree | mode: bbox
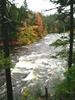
[50,0,74,68]
[0,0,13,100]
[24,0,28,11]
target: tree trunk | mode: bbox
[45,86,48,100]
[68,0,74,68]
[1,0,13,100]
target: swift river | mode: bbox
[0,33,68,100]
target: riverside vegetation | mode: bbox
[0,0,75,100]
[50,34,75,100]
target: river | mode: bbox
[11,33,68,99]
[0,33,68,100]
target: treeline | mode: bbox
[44,14,75,33]
[48,0,75,100]
[1,0,75,46]
[3,0,47,46]
[0,1,47,99]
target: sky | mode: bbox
[10,0,57,15]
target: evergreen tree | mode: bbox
[19,0,28,24]
[0,0,13,100]
[50,0,74,68]
[24,0,28,11]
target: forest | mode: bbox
[0,0,75,100]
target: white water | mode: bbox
[11,33,68,99]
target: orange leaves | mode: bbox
[35,13,45,37]
[17,12,47,45]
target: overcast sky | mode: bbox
[10,0,57,15]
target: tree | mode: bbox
[50,0,74,68]
[0,0,13,100]
[19,0,28,23]
[35,13,45,37]
[68,0,74,68]
[24,0,28,11]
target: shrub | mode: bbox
[55,65,75,100]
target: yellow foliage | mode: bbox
[22,88,30,97]
[17,23,47,45]
[17,25,37,45]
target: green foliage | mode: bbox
[22,87,42,100]
[23,0,28,11]
[6,0,28,41]
[6,1,47,46]
[49,0,75,33]
[44,14,58,33]
[55,65,75,100]
[72,52,75,64]
[57,49,68,58]
[0,50,12,69]
[50,0,68,6]
[43,14,69,33]
[57,49,75,64]
[50,39,68,47]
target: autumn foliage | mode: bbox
[35,13,45,37]
[17,12,47,45]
